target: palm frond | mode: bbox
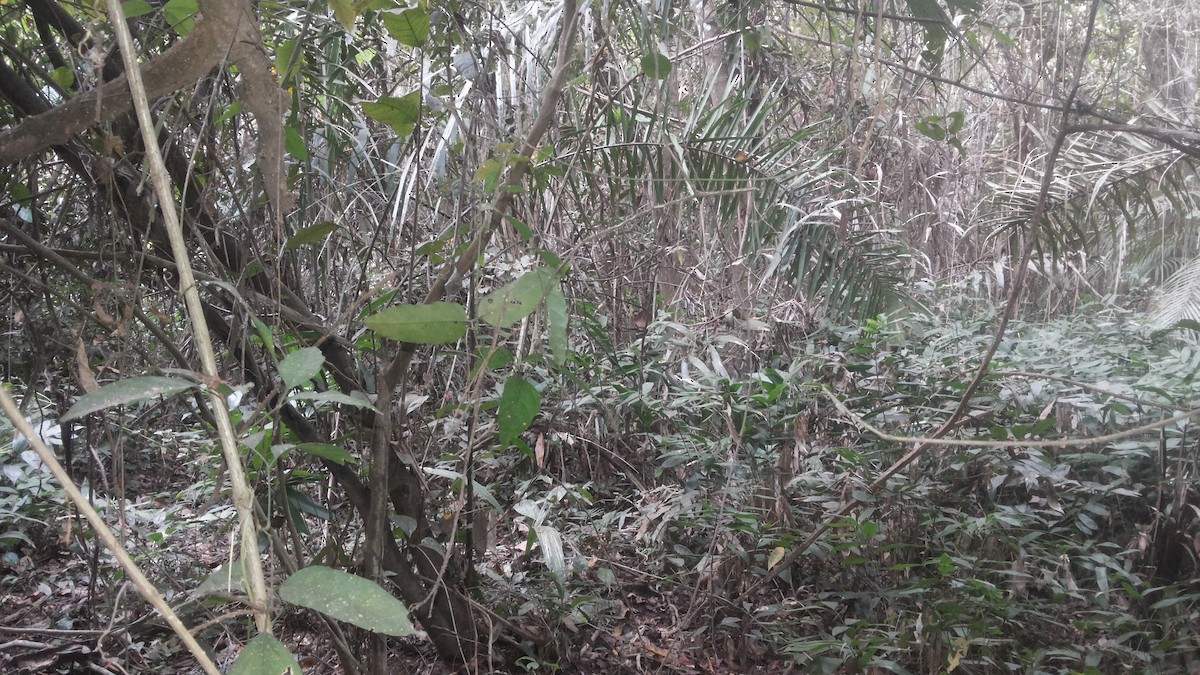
[1148,256,1200,329]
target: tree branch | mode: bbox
[0,0,235,165]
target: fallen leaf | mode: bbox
[75,337,99,393]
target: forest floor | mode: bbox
[0,442,798,674]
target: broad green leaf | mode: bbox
[915,118,945,141]
[546,285,568,366]
[946,111,965,134]
[122,0,155,17]
[163,0,197,36]
[286,221,338,249]
[506,215,534,242]
[290,390,380,412]
[279,347,324,390]
[286,486,332,521]
[229,633,302,675]
[640,52,672,79]
[251,315,277,360]
[274,38,303,85]
[902,0,951,67]
[478,268,556,328]
[329,0,358,29]
[215,101,243,127]
[1172,319,1200,333]
[295,442,355,465]
[357,289,398,320]
[480,347,514,370]
[194,562,245,596]
[362,92,421,137]
[414,238,447,258]
[382,7,430,47]
[62,376,196,422]
[366,302,468,344]
[279,565,414,636]
[284,125,308,160]
[497,376,540,445]
[9,183,31,203]
[475,157,504,193]
[48,67,74,90]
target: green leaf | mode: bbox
[285,125,309,160]
[229,633,302,675]
[479,347,514,370]
[640,52,673,79]
[497,376,540,445]
[48,67,74,90]
[546,285,568,366]
[215,101,243,127]
[902,0,951,67]
[946,111,965,134]
[122,0,155,17]
[362,92,421,137]
[506,216,534,242]
[9,183,31,204]
[194,562,244,596]
[274,38,303,85]
[329,0,358,29]
[62,376,196,422]
[251,316,277,360]
[478,268,557,328]
[915,118,945,141]
[475,157,504,193]
[295,442,355,465]
[366,302,468,344]
[382,7,430,47]
[279,347,324,390]
[1172,319,1200,333]
[163,0,197,36]
[286,486,332,521]
[279,566,414,636]
[286,221,338,249]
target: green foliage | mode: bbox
[540,296,1200,672]
[478,268,560,329]
[639,52,672,79]
[365,302,469,344]
[62,376,197,422]
[229,634,302,675]
[279,565,415,636]
[381,6,430,48]
[285,221,338,249]
[6,0,1200,669]
[361,92,422,137]
[497,376,541,446]
[278,346,325,390]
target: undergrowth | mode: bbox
[4,297,1200,673]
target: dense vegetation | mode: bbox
[1,0,1200,672]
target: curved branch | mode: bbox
[0,0,236,165]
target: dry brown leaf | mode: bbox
[75,336,99,393]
